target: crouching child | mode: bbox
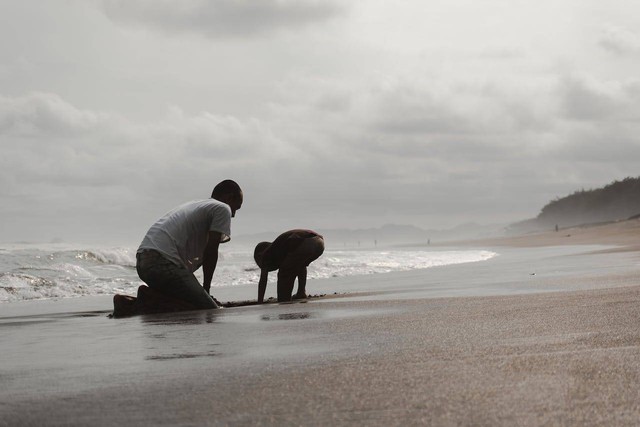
[254,229,324,303]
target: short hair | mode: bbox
[254,241,271,267]
[211,180,242,199]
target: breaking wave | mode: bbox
[0,245,496,303]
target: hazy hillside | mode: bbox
[236,177,640,246]
[510,177,640,233]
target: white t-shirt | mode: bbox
[138,199,232,272]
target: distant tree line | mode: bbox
[537,176,640,228]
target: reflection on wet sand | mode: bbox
[140,309,219,326]
[146,351,218,361]
[260,312,313,321]
[139,310,221,362]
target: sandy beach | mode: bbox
[2,220,640,426]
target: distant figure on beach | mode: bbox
[254,229,325,303]
[135,180,243,310]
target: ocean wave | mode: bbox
[0,272,82,302]
[0,246,141,302]
[0,247,496,302]
[73,248,136,267]
[308,249,496,279]
[0,271,141,303]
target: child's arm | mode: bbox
[257,269,268,303]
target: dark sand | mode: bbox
[2,223,640,426]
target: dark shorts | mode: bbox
[136,250,217,309]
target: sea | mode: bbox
[0,243,496,303]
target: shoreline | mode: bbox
[2,223,640,425]
[2,242,635,316]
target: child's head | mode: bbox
[253,241,271,268]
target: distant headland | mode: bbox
[509,176,640,234]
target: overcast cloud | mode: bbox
[101,0,344,39]
[1,0,640,245]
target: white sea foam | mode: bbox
[75,248,137,267]
[0,245,496,303]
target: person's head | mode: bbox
[211,180,243,217]
[253,241,271,268]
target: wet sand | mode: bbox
[2,221,640,426]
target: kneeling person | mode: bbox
[135,180,243,310]
[254,230,324,303]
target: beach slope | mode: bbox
[2,224,640,426]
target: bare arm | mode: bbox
[202,231,222,294]
[257,269,268,303]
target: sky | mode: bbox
[1,0,640,245]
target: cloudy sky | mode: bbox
[1,0,640,245]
